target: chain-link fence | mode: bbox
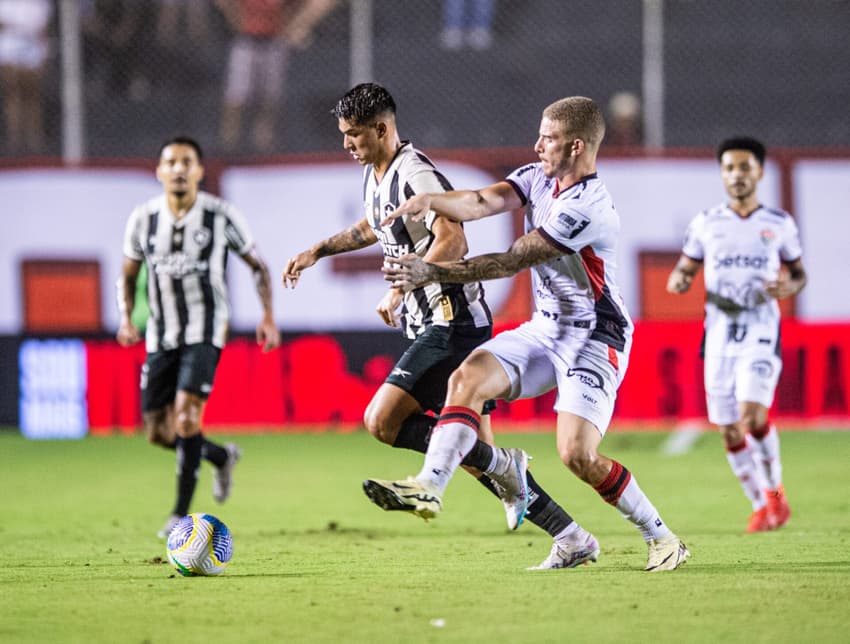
[2,0,849,160]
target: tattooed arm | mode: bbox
[383,229,562,289]
[242,248,281,351]
[282,217,378,288]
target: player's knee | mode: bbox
[362,409,397,445]
[558,444,596,481]
[174,409,200,435]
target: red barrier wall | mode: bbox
[85,321,850,434]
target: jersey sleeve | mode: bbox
[681,212,706,261]
[122,206,145,261]
[403,166,453,232]
[537,205,602,253]
[505,163,537,206]
[221,202,255,255]
[779,214,803,262]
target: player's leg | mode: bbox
[736,354,789,527]
[707,355,771,531]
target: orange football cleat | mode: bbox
[745,506,775,533]
[767,485,791,529]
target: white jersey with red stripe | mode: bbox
[505,164,633,352]
[681,203,803,358]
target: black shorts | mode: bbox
[386,324,496,415]
[141,343,222,412]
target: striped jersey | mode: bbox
[681,203,803,357]
[122,191,255,352]
[363,141,492,339]
[506,164,632,351]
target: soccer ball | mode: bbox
[166,513,233,576]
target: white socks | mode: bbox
[726,442,769,510]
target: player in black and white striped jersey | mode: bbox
[118,136,280,538]
[284,83,585,551]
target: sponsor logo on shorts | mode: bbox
[582,392,598,405]
[391,368,412,379]
[750,360,774,378]
[200,382,212,393]
[567,367,605,391]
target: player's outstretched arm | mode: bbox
[666,255,702,294]
[380,182,521,227]
[242,248,281,352]
[375,287,403,328]
[282,217,377,288]
[116,257,143,346]
[384,229,562,290]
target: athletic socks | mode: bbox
[748,423,783,490]
[393,412,499,473]
[726,439,769,510]
[594,460,671,541]
[160,434,227,469]
[416,406,480,493]
[173,433,203,516]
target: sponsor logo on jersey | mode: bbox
[152,252,209,278]
[566,367,604,390]
[557,212,591,239]
[713,254,769,270]
[384,244,411,258]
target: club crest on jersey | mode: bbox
[760,228,776,245]
[557,211,591,239]
[566,367,605,390]
[193,227,212,248]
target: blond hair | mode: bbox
[542,97,606,150]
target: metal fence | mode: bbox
[3,0,849,161]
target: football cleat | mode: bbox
[527,535,600,570]
[362,478,442,520]
[745,506,776,533]
[157,513,182,540]
[645,533,690,571]
[766,485,791,529]
[213,443,242,504]
[488,448,530,530]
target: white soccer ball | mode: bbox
[166,513,233,576]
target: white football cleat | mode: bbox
[488,448,530,530]
[362,477,442,520]
[645,533,690,572]
[213,443,241,504]
[528,535,600,570]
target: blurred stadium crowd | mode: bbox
[1,0,849,160]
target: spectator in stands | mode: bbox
[0,0,52,154]
[156,0,213,47]
[215,0,338,153]
[605,91,643,148]
[439,0,495,51]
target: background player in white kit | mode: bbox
[374,96,690,572]
[667,137,807,532]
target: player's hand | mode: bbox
[282,250,318,288]
[256,314,281,352]
[382,254,435,290]
[380,193,433,227]
[764,275,796,299]
[375,288,403,328]
[666,269,692,294]
[116,318,142,347]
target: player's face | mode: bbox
[156,144,204,197]
[338,118,382,166]
[533,117,573,178]
[720,149,763,201]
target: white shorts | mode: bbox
[704,350,782,425]
[224,36,289,104]
[483,313,630,435]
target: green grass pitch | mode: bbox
[1,428,848,643]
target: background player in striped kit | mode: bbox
[284,83,589,566]
[117,136,280,538]
[378,96,689,571]
[667,137,806,532]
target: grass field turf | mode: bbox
[1,428,848,644]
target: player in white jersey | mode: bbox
[375,96,689,572]
[284,83,587,557]
[117,136,280,538]
[667,136,807,533]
